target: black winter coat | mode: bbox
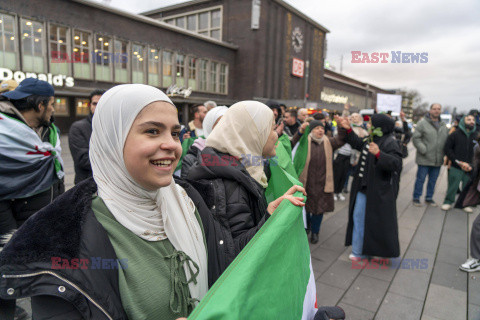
[344,129,403,258]
[186,147,269,262]
[68,114,93,184]
[444,124,477,170]
[0,178,230,319]
[181,144,201,180]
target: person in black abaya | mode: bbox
[336,113,403,260]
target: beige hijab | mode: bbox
[206,101,274,188]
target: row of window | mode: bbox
[0,13,228,94]
[163,7,222,41]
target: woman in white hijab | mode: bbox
[181,106,228,179]
[185,101,306,260]
[0,84,211,320]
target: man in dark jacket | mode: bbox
[68,89,105,184]
[283,109,301,138]
[442,115,478,211]
[180,104,207,142]
[0,78,64,238]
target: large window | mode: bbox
[94,35,112,82]
[148,47,160,87]
[0,14,17,69]
[175,53,185,88]
[21,18,45,72]
[49,25,70,75]
[73,30,92,79]
[198,59,208,92]
[187,56,196,89]
[219,63,228,94]
[209,61,218,92]
[75,98,90,116]
[162,51,173,88]
[114,39,128,83]
[54,97,69,116]
[132,44,145,84]
[163,7,222,40]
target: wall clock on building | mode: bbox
[292,27,304,53]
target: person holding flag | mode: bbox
[291,119,347,243]
[186,101,306,261]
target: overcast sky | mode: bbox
[94,0,480,112]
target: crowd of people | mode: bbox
[0,77,479,319]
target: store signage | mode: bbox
[166,84,192,98]
[321,92,348,104]
[0,68,74,87]
[251,0,261,29]
[292,58,304,78]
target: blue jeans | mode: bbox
[307,213,324,234]
[352,192,367,256]
[413,165,441,201]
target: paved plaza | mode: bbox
[18,137,480,319]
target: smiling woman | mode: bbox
[123,101,182,190]
[0,84,225,320]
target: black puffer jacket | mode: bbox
[186,147,269,261]
[68,114,93,184]
[181,144,201,180]
[444,118,478,170]
[0,178,230,319]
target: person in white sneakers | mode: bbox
[460,213,480,272]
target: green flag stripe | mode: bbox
[189,167,310,319]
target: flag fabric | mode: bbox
[277,133,293,159]
[293,126,311,177]
[175,136,200,172]
[0,112,64,200]
[188,165,317,320]
[265,141,299,203]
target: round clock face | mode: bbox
[292,27,304,53]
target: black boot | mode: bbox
[310,233,319,244]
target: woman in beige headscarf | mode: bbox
[185,100,306,260]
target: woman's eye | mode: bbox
[146,129,159,135]
[172,131,181,139]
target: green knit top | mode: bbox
[92,196,203,320]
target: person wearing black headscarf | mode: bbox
[335,114,403,260]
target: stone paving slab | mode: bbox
[422,284,467,320]
[375,292,424,320]
[340,275,390,312]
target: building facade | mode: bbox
[0,0,393,132]
[143,0,329,106]
[0,0,236,132]
[321,69,392,112]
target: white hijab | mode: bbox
[202,106,228,138]
[206,101,274,188]
[89,84,208,301]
